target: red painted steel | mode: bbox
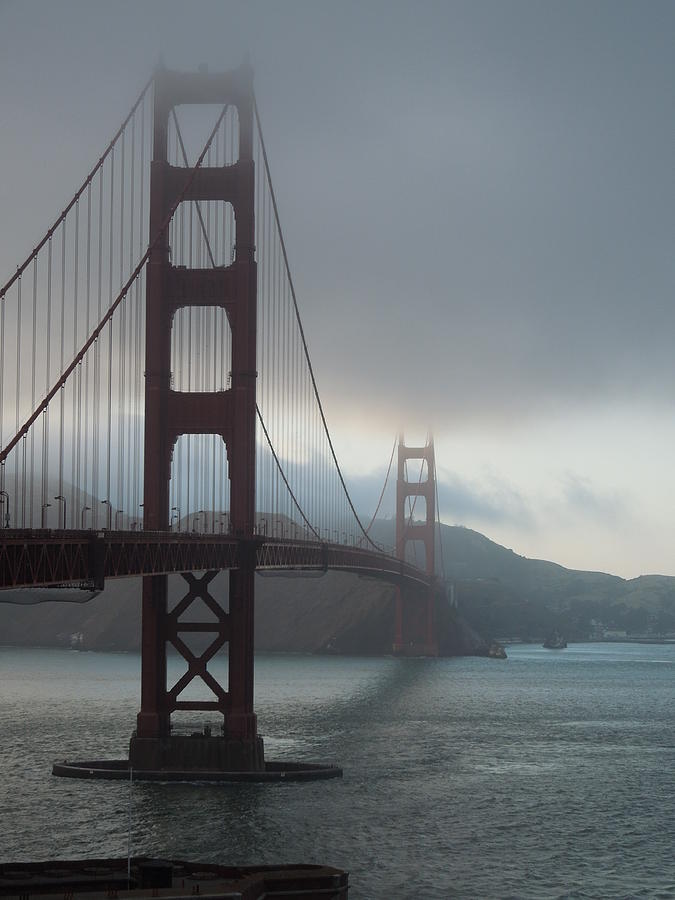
[393,436,439,656]
[0,530,432,591]
[0,65,445,767]
[165,572,230,713]
[137,64,258,748]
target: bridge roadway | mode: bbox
[0,529,432,592]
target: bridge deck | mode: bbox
[0,530,431,591]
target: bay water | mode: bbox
[1,643,675,898]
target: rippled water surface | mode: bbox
[2,643,675,898]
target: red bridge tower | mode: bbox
[393,435,439,657]
[130,64,262,772]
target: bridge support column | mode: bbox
[49,64,343,782]
[135,575,170,740]
[393,436,438,657]
[131,63,265,774]
[227,563,257,741]
[130,566,264,773]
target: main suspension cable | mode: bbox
[0,101,230,466]
[0,75,154,301]
[364,435,397,535]
[255,406,321,540]
[253,95,382,553]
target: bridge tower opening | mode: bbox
[393,435,439,657]
[130,63,262,773]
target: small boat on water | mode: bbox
[543,631,567,649]
[488,641,507,659]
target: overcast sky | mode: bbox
[1,0,674,577]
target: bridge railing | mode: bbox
[0,529,427,592]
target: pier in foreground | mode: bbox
[0,857,348,898]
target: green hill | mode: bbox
[432,524,675,641]
[1,523,674,651]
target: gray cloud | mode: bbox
[555,473,630,525]
[345,462,534,532]
[0,0,672,578]
[437,471,534,528]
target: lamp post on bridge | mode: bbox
[115,509,124,529]
[0,490,10,528]
[81,505,91,529]
[101,499,111,530]
[171,506,181,532]
[54,495,66,529]
[41,502,51,528]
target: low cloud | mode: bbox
[554,473,630,526]
[437,470,534,529]
[344,463,534,532]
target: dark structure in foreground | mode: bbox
[0,857,348,899]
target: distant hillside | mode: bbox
[1,523,674,651]
[435,525,675,640]
[360,520,675,641]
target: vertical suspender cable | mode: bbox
[81,190,89,528]
[43,237,52,523]
[59,221,66,523]
[29,257,37,527]
[127,109,136,524]
[15,277,21,525]
[434,461,446,581]
[0,285,4,506]
[93,166,103,525]
[74,199,82,523]
[106,147,115,524]
[134,95,145,523]
[119,126,126,525]
[79,196,86,520]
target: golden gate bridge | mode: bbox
[0,64,447,778]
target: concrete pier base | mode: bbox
[54,726,342,783]
[129,734,265,772]
[392,641,439,657]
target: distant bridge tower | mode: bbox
[130,63,262,772]
[393,435,438,656]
